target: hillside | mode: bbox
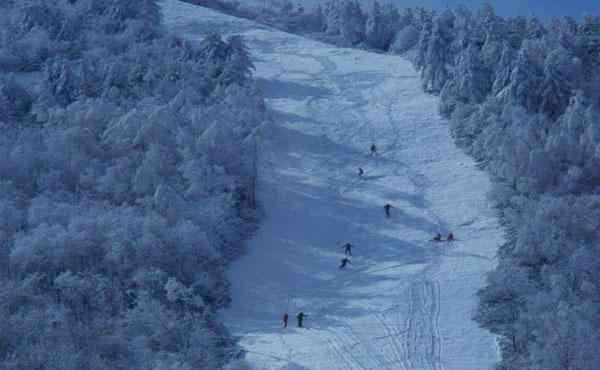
[163,1,502,369]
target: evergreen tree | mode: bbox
[365,1,398,51]
[365,1,384,49]
[340,0,366,46]
[414,9,434,70]
[509,39,546,113]
[220,35,255,86]
[421,10,454,93]
[540,47,581,119]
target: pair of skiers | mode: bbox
[433,232,454,242]
[282,312,306,328]
[358,143,377,175]
[357,143,377,177]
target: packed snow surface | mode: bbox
[162,1,502,369]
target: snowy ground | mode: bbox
[162,2,502,369]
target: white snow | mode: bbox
[162,1,502,369]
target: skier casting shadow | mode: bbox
[370,143,377,156]
[297,312,306,328]
[342,242,353,256]
[339,257,352,269]
[383,203,394,218]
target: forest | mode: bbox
[192,1,600,369]
[0,0,266,368]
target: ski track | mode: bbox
[162,1,502,369]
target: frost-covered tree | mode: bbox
[201,31,230,81]
[525,17,547,40]
[477,4,506,74]
[414,9,434,70]
[508,39,546,113]
[0,75,32,122]
[449,6,473,55]
[340,0,366,45]
[540,47,581,119]
[323,0,343,36]
[390,25,419,54]
[365,1,398,50]
[491,42,516,96]
[365,1,384,49]
[309,5,326,32]
[575,16,600,83]
[421,10,454,93]
[440,43,491,116]
[318,0,367,45]
[220,35,255,86]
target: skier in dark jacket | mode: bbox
[384,203,394,218]
[447,232,455,241]
[432,233,442,242]
[358,167,364,177]
[339,257,352,269]
[342,242,353,256]
[283,313,289,328]
[297,312,306,328]
[370,143,377,156]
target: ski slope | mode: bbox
[162,2,502,369]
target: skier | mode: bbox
[282,312,288,328]
[370,143,377,156]
[447,232,455,242]
[358,167,364,177]
[383,203,394,218]
[342,242,353,256]
[297,312,306,328]
[339,257,352,269]
[432,233,442,242]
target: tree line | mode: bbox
[0,0,265,369]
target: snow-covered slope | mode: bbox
[162,1,502,369]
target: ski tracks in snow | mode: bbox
[162,2,500,369]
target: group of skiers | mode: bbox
[342,145,381,270]
[284,144,455,329]
[432,232,454,242]
[342,143,457,269]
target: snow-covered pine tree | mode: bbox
[340,0,366,46]
[508,39,546,113]
[540,47,581,119]
[421,10,454,93]
[220,35,255,86]
[365,2,399,51]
